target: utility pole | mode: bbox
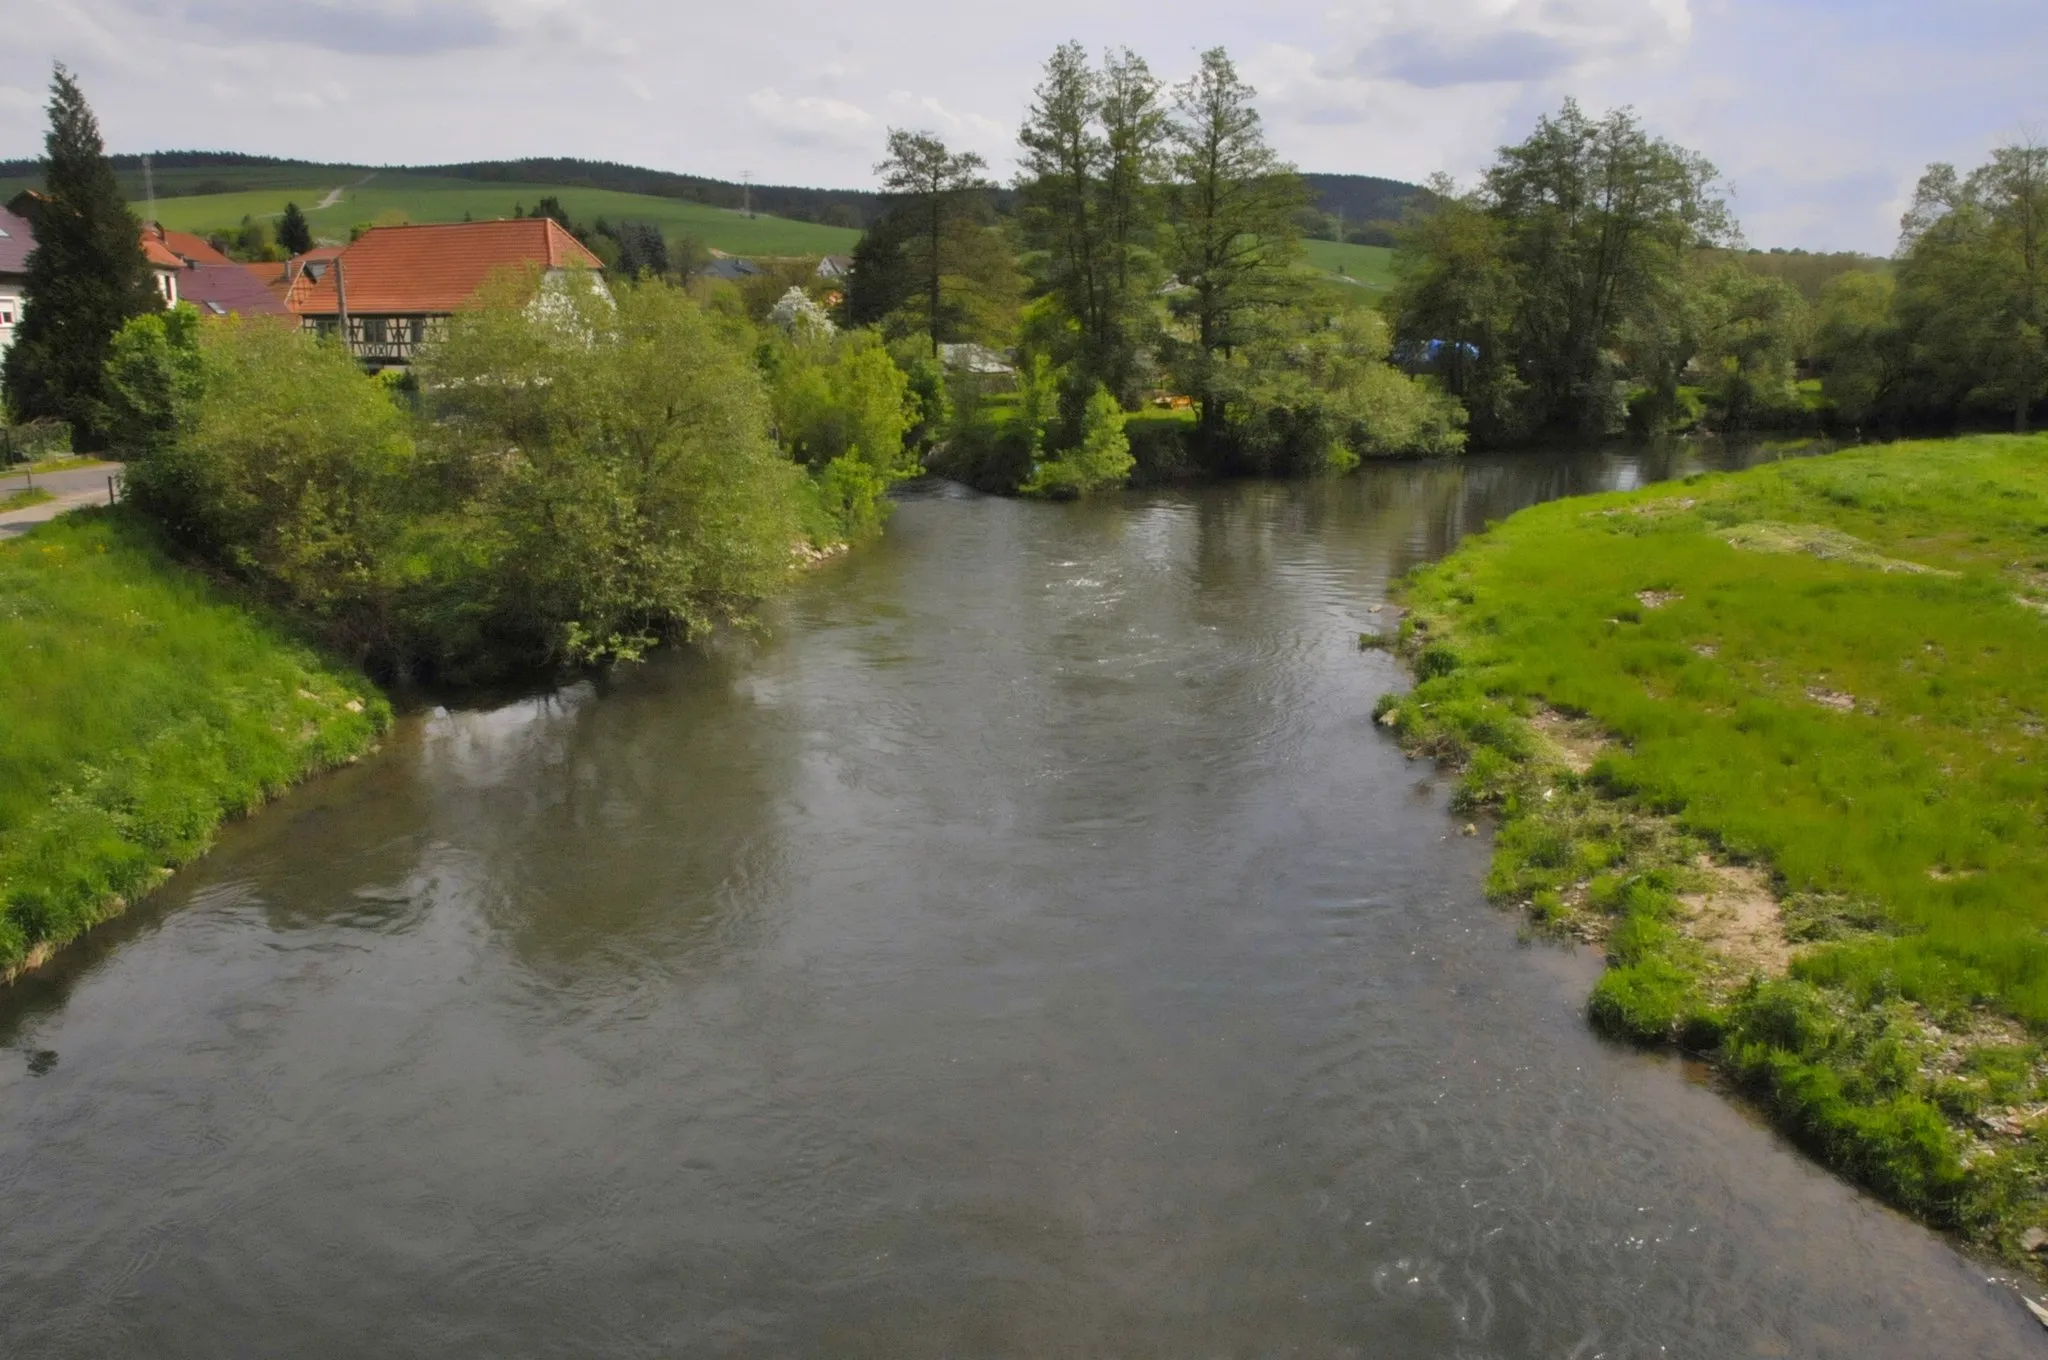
[334,257,351,357]
[742,170,753,219]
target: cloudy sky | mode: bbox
[3,0,2042,254]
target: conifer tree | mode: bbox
[1,65,156,445]
[277,201,314,256]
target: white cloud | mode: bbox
[3,0,2045,252]
[746,88,874,151]
[882,91,1011,163]
[1333,0,1690,87]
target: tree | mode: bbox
[766,328,918,540]
[1387,176,1525,442]
[1484,101,1731,439]
[1692,265,1808,430]
[1017,44,1105,373]
[1021,383,1133,498]
[1896,144,2048,432]
[844,205,918,328]
[0,65,158,445]
[671,234,711,286]
[278,201,314,256]
[123,316,416,650]
[1015,44,1168,404]
[875,129,994,354]
[1095,47,1170,392]
[99,303,205,458]
[419,273,801,666]
[1812,270,1909,430]
[1229,306,1466,473]
[1393,101,1730,445]
[1160,47,1311,453]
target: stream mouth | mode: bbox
[3,445,2036,1357]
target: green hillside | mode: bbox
[142,173,861,257]
[0,169,861,259]
[1302,239,1398,291]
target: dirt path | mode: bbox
[315,173,375,211]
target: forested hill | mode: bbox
[0,152,1430,234]
[1301,173,1435,224]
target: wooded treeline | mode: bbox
[1386,105,2048,446]
[848,44,1464,489]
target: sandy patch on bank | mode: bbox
[1680,856,1792,978]
[1529,708,1609,775]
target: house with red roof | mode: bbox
[142,223,288,318]
[284,219,604,367]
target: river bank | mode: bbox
[0,510,389,983]
[1375,433,2048,1264]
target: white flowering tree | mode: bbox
[768,286,836,341]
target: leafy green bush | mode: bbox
[1023,384,1134,499]
[100,304,205,458]
[124,313,416,657]
[422,272,803,667]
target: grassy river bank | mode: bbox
[0,511,388,983]
[1375,433,2048,1263]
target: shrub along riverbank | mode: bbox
[1375,434,2048,1262]
[0,510,388,981]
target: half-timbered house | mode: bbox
[283,219,605,367]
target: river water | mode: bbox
[2,446,2038,1357]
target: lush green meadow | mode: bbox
[1301,239,1397,290]
[133,173,860,257]
[1380,434,2048,1253]
[0,512,387,980]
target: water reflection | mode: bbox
[7,438,2034,1360]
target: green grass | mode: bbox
[0,511,388,978]
[1301,240,1397,291]
[1379,433,2048,1257]
[0,486,53,512]
[141,172,859,258]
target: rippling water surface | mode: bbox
[2,446,2037,1356]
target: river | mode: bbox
[2,445,2039,1357]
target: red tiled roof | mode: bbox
[245,259,288,290]
[142,236,182,270]
[288,219,603,316]
[146,224,237,268]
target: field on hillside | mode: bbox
[132,173,860,257]
[1302,240,1397,291]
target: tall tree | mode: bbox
[1017,44,1106,368]
[277,201,314,256]
[1160,47,1310,452]
[1094,47,1168,400]
[1386,176,1526,440]
[1481,100,1731,439]
[1,65,156,443]
[1897,144,2048,432]
[1015,44,1167,404]
[875,129,993,355]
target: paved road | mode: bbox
[0,461,122,540]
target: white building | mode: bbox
[0,206,31,359]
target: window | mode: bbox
[0,302,14,326]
